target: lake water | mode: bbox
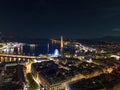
[22,40,60,56]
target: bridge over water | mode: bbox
[0,54,42,63]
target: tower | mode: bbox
[47,43,49,54]
[60,35,63,56]
[0,32,2,41]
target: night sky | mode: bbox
[0,0,120,39]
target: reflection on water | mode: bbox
[23,41,60,56]
[1,40,60,56]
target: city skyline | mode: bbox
[0,0,120,39]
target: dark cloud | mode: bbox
[102,6,120,18]
[112,28,120,32]
[0,0,120,39]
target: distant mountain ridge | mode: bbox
[2,36,50,44]
[76,36,120,45]
[99,36,120,42]
[2,35,120,44]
